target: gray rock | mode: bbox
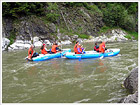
[62,35,71,40]
[33,36,39,43]
[49,23,56,33]
[2,38,10,51]
[119,91,138,103]
[124,67,138,94]
[44,40,52,45]
[72,35,78,39]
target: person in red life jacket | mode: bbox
[28,45,39,60]
[99,41,107,53]
[51,42,61,54]
[94,42,99,52]
[41,44,48,54]
[28,45,34,60]
[77,44,85,54]
[74,41,79,54]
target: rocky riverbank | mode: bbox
[119,67,138,103]
[2,28,132,51]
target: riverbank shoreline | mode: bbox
[2,29,137,51]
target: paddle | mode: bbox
[78,46,86,61]
[100,55,104,59]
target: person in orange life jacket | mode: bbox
[40,44,48,54]
[51,42,61,54]
[94,42,99,52]
[74,41,79,54]
[28,45,39,60]
[99,41,107,53]
[77,44,85,54]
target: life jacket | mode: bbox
[99,42,105,53]
[74,44,78,53]
[76,45,82,54]
[41,48,47,54]
[51,45,58,53]
[94,46,99,51]
[28,47,33,59]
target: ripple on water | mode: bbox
[2,41,138,103]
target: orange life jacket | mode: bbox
[99,42,105,53]
[51,45,58,53]
[74,44,78,53]
[41,48,47,54]
[28,47,33,59]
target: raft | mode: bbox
[65,49,120,59]
[26,49,71,61]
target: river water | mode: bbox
[2,41,138,103]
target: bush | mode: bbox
[123,15,136,31]
[124,35,132,40]
[103,3,127,28]
[9,31,16,45]
[127,3,138,14]
[2,2,46,18]
[125,31,138,40]
[78,34,89,39]
[46,13,60,23]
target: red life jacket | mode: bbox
[94,46,99,51]
[41,48,47,54]
[74,44,78,53]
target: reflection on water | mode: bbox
[98,59,107,73]
[2,41,138,103]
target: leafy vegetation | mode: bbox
[125,31,138,40]
[9,31,16,45]
[2,2,138,40]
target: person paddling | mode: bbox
[94,42,99,52]
[51,42,61,54]
[74,41,79,54]
[99,41,107,53]
[77,44,85,54]
[28,45,39,60]
[41,44,48,54]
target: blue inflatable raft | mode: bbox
[65,49,120,59]
[27,49,71,61]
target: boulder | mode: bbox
[44,40,52,45]
[2,38,10,51]
[10,40,31,50]
[77,38,83,43]
[62,35,71,40]
[124,67,138,94]
[61,40,72,45]
[72,35,78,39]
[33,41,43,47]
[33,36,39,42]
[49,23,56,33]
[119,67,138,103]
[119,91,138,103]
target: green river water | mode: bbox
[2,41,138,103]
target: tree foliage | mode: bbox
[2,2,138,32]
